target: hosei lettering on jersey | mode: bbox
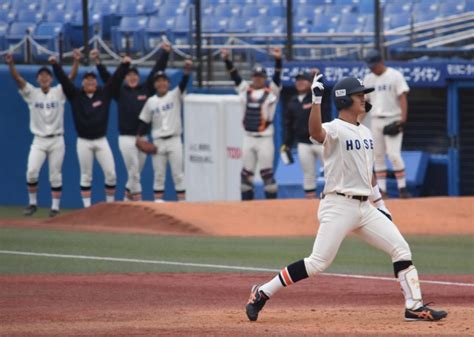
[345,138,374,151]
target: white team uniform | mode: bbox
[304,119,411,275]
[237,80,281,198]
[139,87,185,199]
[363,67,410,190]
[19,83,66,209]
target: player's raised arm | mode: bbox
[50,55,78,100]
[308,72,326,143]
[271,47,283,88]
[90,49,112,83]
[146,42,171,96]
[104,56,131,97]
[68,49,81,81]
[178,59,192,94]
[5,53,27,89]
[221,48,242,87]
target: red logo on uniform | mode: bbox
[303,103,312,109]
[227,147,242,159]
[92,100,102,108]
[137,95,147,101]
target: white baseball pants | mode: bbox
[152,136,184,192]
[27,135,64,188]
[77,137,116,188]
[297,142,324,193]
[304,194,412,275]
[371,116,405,172]
[118,135,147,195]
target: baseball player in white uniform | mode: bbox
[221,48,282,200]
[363,50,410,198]
[136,60,192,202]
[5,51,79,217]
[50,54,131,208]
[282,70,332,198]
[245,74,447,322]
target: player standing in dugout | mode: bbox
[49,54,131,208]
[5,50,80,217]
[90,42,171,202]
[221,47,282,200]
[135,60,193,202]
[282,70,332,198]
[363,50,411,198]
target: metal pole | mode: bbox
[59,32,64,62]
[195,0,203,87]
[374,0,382,53]
[286,0,293,60]
[25,29,31,63]
[82,0,90,65]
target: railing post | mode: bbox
[25,29,32,64]
[82,0,90,65]
[58,32,64,62]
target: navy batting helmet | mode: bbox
[332,77,374,110]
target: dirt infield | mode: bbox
[3,196,473,236]
[1,197,473,336]
[1,273,472,336]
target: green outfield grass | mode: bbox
[0,227,472,275]
[0,206,73,219]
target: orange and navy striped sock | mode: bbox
[278,260,309,287]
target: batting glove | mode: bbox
[311,73,324,105]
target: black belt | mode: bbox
[158,135,174,140]
[336,192,368,201]
[39,133,63,138]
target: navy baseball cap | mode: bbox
[333,77,374,110]
[126,67,140,75]
[252,65,267,77]
[153,70,169,81]
[295,71,312,82]
[82,71,97,79]
[36,66,52,77]
[364,49,383,67]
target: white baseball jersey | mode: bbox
[314,118,374,196]
[237,80,281,137]
[363,67,409,118]
[139,88,183,139]
[19,83,66,137]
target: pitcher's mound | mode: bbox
[38,197,474,236]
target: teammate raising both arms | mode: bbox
[50,53,131,208]
[221,47,282,200]
[135,59,193,202]
[6,50,80,217]
[90,42,171,202]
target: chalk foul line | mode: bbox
[0,250,472,287]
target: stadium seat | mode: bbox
[65,0,84,14]
[144,16,175,52]
[0,20,7,51]
[158,4,188,17]
[0,8,15,23]
[214,4,236,17]
[257,0,284,5]
[139,0,161,14]
[437,1,466,16]
[412,1,440,19]
[466,0,474,13]
[32,22,64,61]
[11,0,39,12]
[295,0,331,5]
[6,22,36,61]
[414,11,440,24]
[0,0,10,11]
[268,5,286,17]
[324,4,355,14]
[202,0,228,6]
[16,9,43,23]
[227,17,255,33]
[385,13,411,29]
[40,0,66,13]
[241,4,268,18]
[312,13,340,32]
[91,0,120,39]
[46,10,73,24]
[112,15,148,53]
[384,2,412,16]
[68,11,94,48]
[116,0,146,17]
[202,18,228,33]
